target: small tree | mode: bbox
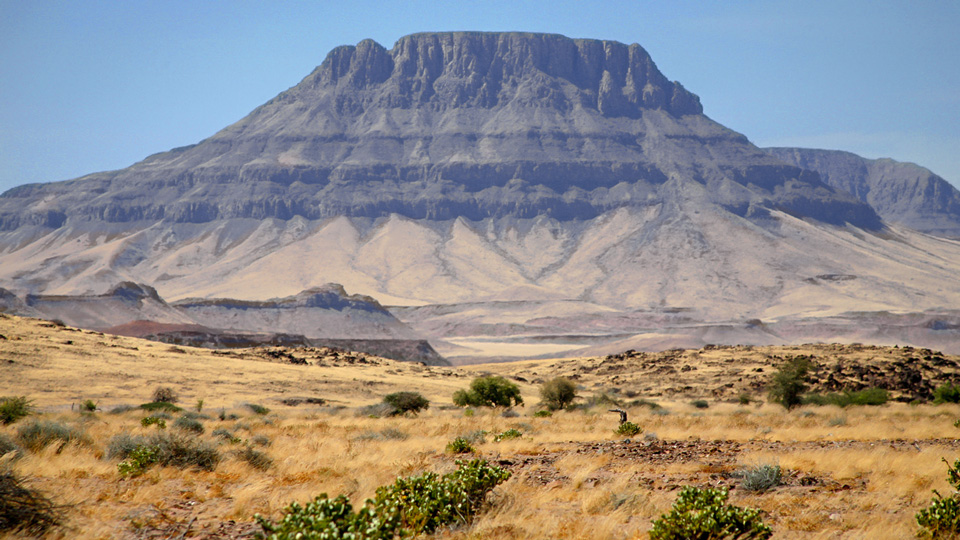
[768,356,813,410]
[453,377,523,408]
[540,377,577,411]
[383,392,430,416]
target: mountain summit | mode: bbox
[1,32,958,360]
[1,32,876,229]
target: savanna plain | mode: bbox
[2,313,960,539]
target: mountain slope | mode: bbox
[765,147,960,238]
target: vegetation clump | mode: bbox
[236,446,273,470]
[446,437,475,454]
[116,432,220,476]
[934,383,960,405]
[539,377,577,411]
[737,463,782,492]
[151,386,178,404]
[768,356,814,410]
[494,428,522,442]
[383,391,430,416]
[690,399,710,409]
[804,387,889,407]
[453,376,523,408]
[0,470,63,535]
[140,416,166,429]
[173,415,204,434]
[139,401,182,413]
[649,486,772,540]
[246,403,271,415]
[916,457,960,538]
[615,421,642,437]
[0,396,33,425]
[256,459,510,540]
[16,420,84,452]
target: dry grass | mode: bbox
[1,314,960,539]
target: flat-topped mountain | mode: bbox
[765,147,960,238]
[0,32,876,229]
[0,32,957,359]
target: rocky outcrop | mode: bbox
[765,147,960,238]
[0,32,878,230]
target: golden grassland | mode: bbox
[2,314,960,539]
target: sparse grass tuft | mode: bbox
[737,463,782,492]
[173,415,204,434]
[245,403,270,415]
[235,446,273,470]
[106,433,148,459]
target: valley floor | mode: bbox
[1,314,959,539]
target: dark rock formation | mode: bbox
[0,32,879,230]
[765,147,960,238]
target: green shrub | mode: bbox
[649,486,772,539]
[533,410,553,418]
[540,377,577,411]
[117,445,159,477]
[140,416,166,429]
[152,386,178,403]
[246,403,270,415]
[80,399,97,412]
[917,457,960,538]
[615,421,642,437]
[139,401,182,413]
[690,399,710,409]
[446,437,475,454]
[0,396,33,425]
[0,470,63,535]
[173,416,204,434]
[494,428,522,442]
[106,433,148,459]
[738,393,752,405]
[236,447,272,470]
[383,392,430,416]
[107,404,137,414]
[256,459,510,539]
[804,387,889,407]
[453,376,523,408]
[934,384,960,404]
[768,356,813,410]
[738,463,782,492]
[150,432,220,471]
[16,420,84,452]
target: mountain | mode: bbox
[0,32,958,360]
[765,147,960,238]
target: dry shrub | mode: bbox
[0,470,63,535]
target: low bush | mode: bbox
[615,421,642,437]
[212,428,241,444]
[446,437,475,454]
[738,463,782,492]
[173,416,204,434]
[383,392,430,416]
[80,400,97,412]
[690,399,710,409]
[494,428,522,442]
[236,447,273,471]
[140,416,166,429]
[117,445,159,477]
[916,457,960,538]
[152,386,178,404]
[16,420,84,452]
[0,396,33,425]
[251,434,272,447]
[540,377,577,411]
[0,470,63,535]
[106,433,148,459]
[533,410,553,418]
[453,376,523,408]
[140,402,182,413]
[152,432,220,471]
[804,387,889,407]
[934,384,960,405]
[246,403,270,415]
[649,486,772,539]
[256,459,510,539]
[107,404,137,414]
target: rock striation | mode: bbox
[0,32,878,229]
[765,147,960,238]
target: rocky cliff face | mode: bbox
[765,147,960,238]
[0,32,877,230]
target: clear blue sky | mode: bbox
[1,0,958,194]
